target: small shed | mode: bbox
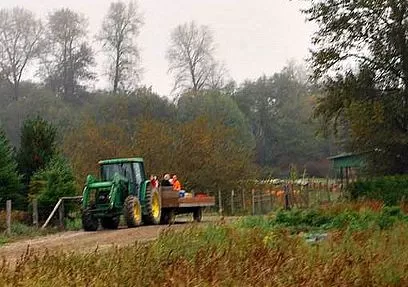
[328,152,365,184]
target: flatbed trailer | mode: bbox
[160,187,215,224]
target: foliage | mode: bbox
[233,64,330,175]
[237,204,408,233]
[0,127,22,208]
[304,0,408,175]
[29,155,77,219]
[1,221,408,285]
[63,116,136,184]
[177,90,255,149]
[136,117,256,192]
[0,89,75,145]
[348,175,408,205]
[17,116,57,186]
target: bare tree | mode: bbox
[98,1,143,94]
[41,8,95,101]
[0,7,43,101]
[166,21,226,94]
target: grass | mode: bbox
[0,223,60,246]
[0,203,407,286]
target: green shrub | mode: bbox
[237,205,408,232]
[348,175,408,205]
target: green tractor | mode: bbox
[81,158,161,231]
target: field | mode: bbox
[0,203,407,286]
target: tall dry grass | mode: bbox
[0,219,407,286]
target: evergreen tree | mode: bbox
[30,155,76,219]
[0,127,22,208]
[17,116,57,186]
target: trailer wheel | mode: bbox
[193,207,202,222]
[143,186,161,225]
[124,195,142,227]
[101,216,120,229]
[82,209,99,231]
[160,209,176,225]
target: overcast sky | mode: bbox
[1,0,314,96]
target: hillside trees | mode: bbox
[41,8,95,101]
[233,64,329,175]
[0,7,43,101]
[304,0,408,174]
[98,1,143,93]
[167,21,226,94]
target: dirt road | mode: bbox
[0,218,216,264]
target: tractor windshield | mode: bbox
[101,164,122,181]
[101,162,135,181]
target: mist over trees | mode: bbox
[0,0,335,210]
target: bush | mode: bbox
[237,205,408,232]
[348,175,408,205]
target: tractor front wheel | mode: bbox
[143,187,161,225]
[82,209,99,231]
[101,216,120,229]
[124,195,142,228]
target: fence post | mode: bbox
[242,189,246,211]
[6,200,11,235]
[33,198,38,227]
[231,190,234,215]
[218,189,223,216]
[58,200,65,229]
[251,189,255,215]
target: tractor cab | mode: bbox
[99,158,146,197]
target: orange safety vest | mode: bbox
[173,180,181,191]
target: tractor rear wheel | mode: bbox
[101,216,120,229]
[143,186,161,225]
[82,209,99,231]
[160,209,176,225]
[193,207,202,222]
[124,195,142,228]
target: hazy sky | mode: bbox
[1,0,314,96]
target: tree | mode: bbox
[41,8,95,101]
[0,127,22,208]
[304,0,408,174]
[0,7,43,101]
[63,117,136,184]
[176,90,254,149]
[135,118,255,192]
[29,155,76,219]
[166,21,226,94]
[98,1,143,93]
[17,116,57,185]
[233,64,330,176]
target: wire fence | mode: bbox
[208,180,344,216]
